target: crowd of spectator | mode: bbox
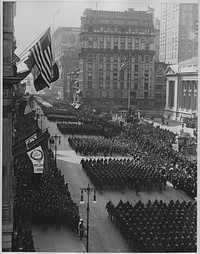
[106,199,197,252]
[182,117,197,129]
[13,145,80,249]
[12,212,35,252]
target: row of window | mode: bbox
[87,54,153,63]
[87,41,152,50]
[85,90,153,99]
[97,19,150,27]
[88,63,150,72]
[86,81,151,90]
[86,25,153,35]
[87,71,151,81]
[93,36,154,44]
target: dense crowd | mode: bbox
[106,200,197,252]
[68,122,197,198]
[182,117,197,129]
[14,147,80,239]
[16,98,197,252]
[12,212,35,252]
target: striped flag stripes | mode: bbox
[30,28,53,87]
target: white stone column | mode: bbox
[165,79,169,109]
[173,78,178,114]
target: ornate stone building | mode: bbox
[2,2,21,251]
[79,8,156,112]
[164,56,198,119]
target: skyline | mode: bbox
[13,0,198,71]
[14,0,163,71]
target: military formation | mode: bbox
[81,157,167,193]
[14,99,197,252]
[106,199,197,252]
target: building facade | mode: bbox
[154,18,160,62]
[159,3,198,64]
[52,27,80,102]
[164,57,198,120]
[79,8,156,112]
[2,2,21,251]
[154,62,168,110]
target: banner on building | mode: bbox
[27,145,44,173]
[25,133,37,149]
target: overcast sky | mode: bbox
[13,0,198,71]
[14,0,163,70]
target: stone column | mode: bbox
[186,81,189,109]
[194,81,197,110]
[165,79,169,108]
[182,81,186,109]
[173,78,178,116]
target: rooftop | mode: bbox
[178,56,198,66]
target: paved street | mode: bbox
[32,111,194,252]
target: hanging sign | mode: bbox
[27,145,44,173]
[25,133,37,149]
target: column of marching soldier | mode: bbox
[54,108,196,252]
[13,101,197,252]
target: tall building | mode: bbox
[79,8,155,112]
[2,2,20,251]
[159,3,198,64]
[52,27,80,101]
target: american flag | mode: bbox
[30,28,53,87]
[119,56,131,80]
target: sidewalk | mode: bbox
[150,117,195,137]
[32,224,85,252]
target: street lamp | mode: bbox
[80,183,97,253]
[50,134,61,167]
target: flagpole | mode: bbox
[16,27,50,65]
[128,50,131,112]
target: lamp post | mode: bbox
[80,183,97,253]
[50,134,61,167]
